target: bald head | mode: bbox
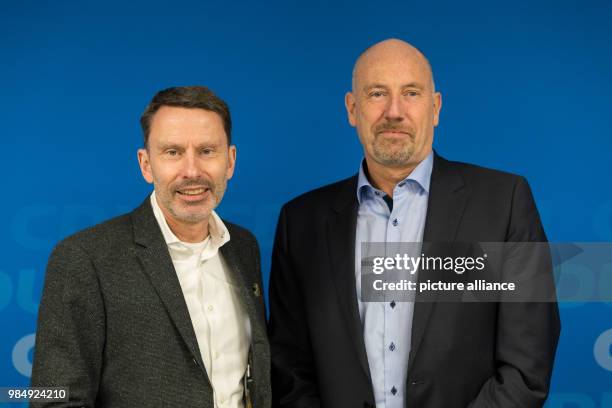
[351,39,435,93]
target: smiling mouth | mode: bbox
[177,187,211,196]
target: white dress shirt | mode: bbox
[151,193,251,408]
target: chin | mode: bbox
[172,204,212,221]
[177,213,210,224]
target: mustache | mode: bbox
[173,178,214,192]
[374,123,414,136]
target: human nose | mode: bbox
[181,150,200,179]
[385,93,404,121]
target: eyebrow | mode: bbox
[157,142,183,152]
[363,82,426,92]
[157,142,219,151]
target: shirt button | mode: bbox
[207,304,214,312]
[391,386,397,395]
[375,191,380,196]
[389,342,396,351]
[214,351,220,360]
[392,218,399,227]
[390,300,396,308]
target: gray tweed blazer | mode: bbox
[30,197,271,408]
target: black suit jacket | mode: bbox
[268,154,560,408]
[31,197,271,408]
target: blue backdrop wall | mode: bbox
[1,0,611,406]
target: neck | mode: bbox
[364,156,423,196]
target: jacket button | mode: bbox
[363,403,374,408]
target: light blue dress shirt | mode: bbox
[355,151,433,408]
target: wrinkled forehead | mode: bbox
[148,107,228,146]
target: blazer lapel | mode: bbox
[327,176,372,381]
[409,154,469,368]
[130,198,207,372]
[219,239,267,346]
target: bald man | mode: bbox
[268,39,560,408]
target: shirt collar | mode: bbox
[150,191,230,250]
[356,150,434,204]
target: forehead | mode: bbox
[355,50,432,90]
[149,106,226,144]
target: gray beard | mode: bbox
[371,138,415,167]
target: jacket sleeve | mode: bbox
[268,205,321,408]
[469,177,561,408]
[30,239,105,408]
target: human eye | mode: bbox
[368,90,386,98]
[164,148,180,157]
[200,147,216,156]
[405,89,420,97]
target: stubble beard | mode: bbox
[156,178,227,225]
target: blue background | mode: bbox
[1,0,611,406]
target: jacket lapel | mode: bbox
[327,176,372,381]
[219,238,267,346]
[408,153,468,368]
[130,198,207,373]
